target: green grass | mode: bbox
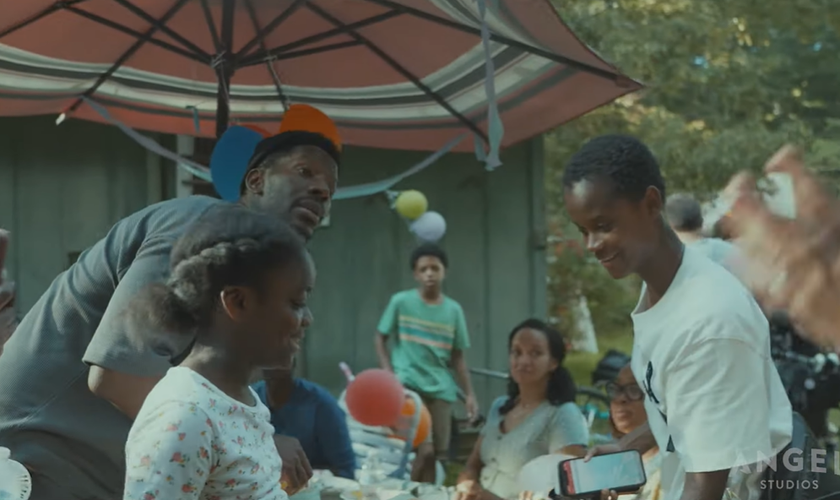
[444,462,462,486]
[830,409,840,428]
[566,332,634,388]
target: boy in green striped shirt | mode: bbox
[374,244,478,466]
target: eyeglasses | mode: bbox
[605,382,645,402]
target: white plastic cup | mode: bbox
[0,447,32,500]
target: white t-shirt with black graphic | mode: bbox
[630,247,792,500]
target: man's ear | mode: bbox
[243,167,266,196]
[643,185,664,216]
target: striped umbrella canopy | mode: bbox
[0,0,641,154]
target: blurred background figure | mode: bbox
[375,244,478,464]
[665,193,738,272]
[724,146,840,351]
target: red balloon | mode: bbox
[346,369,404,426]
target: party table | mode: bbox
[294,462,566,500]
[292,470,454,500]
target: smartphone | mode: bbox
[558,450,646,498]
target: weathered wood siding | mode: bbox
[0,117,547,413]
[0,117,168,310]
[301,140,547,413]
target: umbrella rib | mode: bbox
[0,0,91,40]
[361,0,621,81]
[112,0,211,58]
[270,41,363,61]
[235,0,309,60]
[306,2,488,143]
[243,0,289,108]
[65,0,193,115]
[198,0,222,52]
[237,10,402,68]
[64,6,207,64]
[214,0,236,138]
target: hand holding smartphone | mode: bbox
[558,450,646,498]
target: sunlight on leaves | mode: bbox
[544,0,838,343]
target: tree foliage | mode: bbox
[545,0,840,340]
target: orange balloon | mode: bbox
[345,369,404,427]
[391,397,431,447]
[414,403,432,447]
[277,104,342,151]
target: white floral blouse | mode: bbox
[124,367,287,500]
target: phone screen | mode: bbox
[559,451,646,496]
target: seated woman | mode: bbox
[457,319,589,500]
[252,360,356,479]
[607,365,661,500]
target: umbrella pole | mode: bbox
[214,70,232,139]
[214,0,236,139]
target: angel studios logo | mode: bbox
[733,448,835,491]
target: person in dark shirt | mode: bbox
[253,363,356,479]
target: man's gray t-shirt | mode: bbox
[0,195,224,499]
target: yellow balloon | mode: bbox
[395,190,428,220]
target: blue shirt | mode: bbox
[252,378,356,479]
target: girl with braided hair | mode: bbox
[121,204,313,500]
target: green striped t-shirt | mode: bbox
[377,289,470,402]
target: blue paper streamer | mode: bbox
[82,96,466,201]
[473,133,487,163]
[333,134,466,200]
[476,0,504,171]
[83,97,212,180]
[186,106,201,135]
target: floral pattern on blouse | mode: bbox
[124,367,287,500]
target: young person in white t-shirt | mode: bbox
[120,204,314,500]
[563,135,793,500]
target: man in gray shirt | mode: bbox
[0,130,339,499]
[665,193,739,271]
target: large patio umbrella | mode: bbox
[0,0,640,158]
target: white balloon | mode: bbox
[410,211,446,242]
